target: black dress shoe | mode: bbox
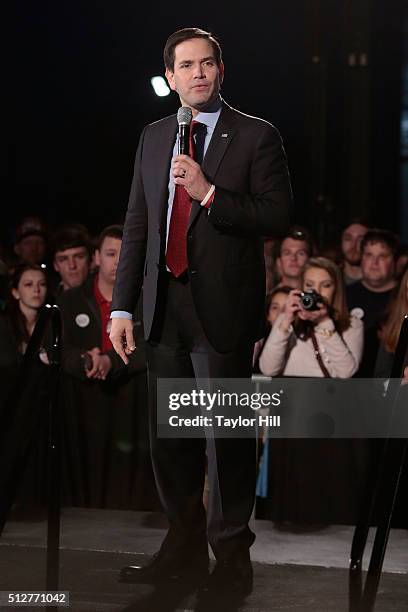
[120,550,209,584]
[200,554,253,598]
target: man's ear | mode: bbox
[165,68,177,92]
[94,249,101,267]
[219,61,225,85]
[14,243,21,257]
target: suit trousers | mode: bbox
[146,271,257,560]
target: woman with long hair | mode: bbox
[260,256,363,377]
[6,264,48,353]
[0,264,48,365]
[257,258,368,526]
[0,264,49,508]
[375,266,408,378]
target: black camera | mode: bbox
[299,289,324,311]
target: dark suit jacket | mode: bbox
[112,100,292,352]
[58,275,146,381]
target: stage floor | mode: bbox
[0,508,407,611]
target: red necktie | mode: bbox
[166,121,201,277]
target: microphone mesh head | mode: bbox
[177,106,193,126]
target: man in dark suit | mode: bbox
[110,27,292,596]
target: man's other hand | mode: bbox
[109,317,136,365]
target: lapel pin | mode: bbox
[221,133,228,138]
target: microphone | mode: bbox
[177,107,193,155]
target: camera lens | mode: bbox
[301,294,314,309]
[300,290,322,311]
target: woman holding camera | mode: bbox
[260,257,363,377]
[257,258,366,525]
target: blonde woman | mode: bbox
[260,257,363,378]
[257,258,367,526]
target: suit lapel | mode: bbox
[188,104,237,229]
[156,117,177,228]
[201,104,237,180]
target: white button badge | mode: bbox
[75,313,90,328]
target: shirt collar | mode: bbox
[93,274,110,305]
[193,96,222,131]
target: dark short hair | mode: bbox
[276,225,314,258]
[163,28,222,71]
[341,217,370,235]
[97,225,123,250]
[51,224,91,259]
[360,229,399,258]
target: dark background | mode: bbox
[8,0,408,246]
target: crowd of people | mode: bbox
[0,218,156,511]
[0,215,407,518]
[257,222,408,525]
[260,223,408,380]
